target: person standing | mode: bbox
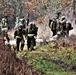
[50,18,57,36]
[1,18,10,42]
[14,25,25,51]
[25,23,38,51]
[57,16,67,37]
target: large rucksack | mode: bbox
[50,21,57,31]
[32,24,38,36]
[67,23,73,30]
[49,19,52,27]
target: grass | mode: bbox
[17,42,76,75]
[46,72,76,75]
[28,59,65,72]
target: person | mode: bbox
[31,23,38,47]
[57,16,66,37]
[66,21,73,37]
[25,22,38,51]
[50,18,57,36]
[1,18,10,42]
[18,18,27,29]
[56,12,61,19]
[15,19,24,30]
[21,17,27,29]
[14,25,25,51]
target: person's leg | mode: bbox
[6,33,10,42]
[53,30,56,36]
[30,37,35,50]
[21,39,25,50]
[66,30,69,37]
[34,38,36,46]
[27,37,31,50]
[16,38,21,51]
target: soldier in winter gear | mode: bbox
[1,18,10,42]
[14,25,25,51]
[25,22,38,51]
[50,18,57,36]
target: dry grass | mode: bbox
[0,36,44,75]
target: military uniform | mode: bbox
[57,16,67,37]
[50,19,57,36]
[1,18,10,42]
[32,24,38,47]
[25,24,37,51]
[14,26,25,51]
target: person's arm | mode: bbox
[14,30,17,39]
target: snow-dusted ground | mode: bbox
[5,37,55,45]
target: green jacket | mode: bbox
[50,21,57,31]
[14,29,25,39]
[25,27,36,37]
[57,23,63,31]
[57,22,66,31]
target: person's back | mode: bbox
[57,22,63,31]
[50,21,57,31]
[14,26,23,38]
[1,18,10,42]
[50,19,57,36]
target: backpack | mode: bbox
[32,24,38,36]
[49,19,52,27]
[68,23,73,30]
[50,21,57,31]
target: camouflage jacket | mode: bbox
[57,22,66,31]
[14,29,25,39]
[50,21,57,31]
[25,27,37,37]
[2,21,8,28]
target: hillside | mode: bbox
[17,35,76,75]
[1,0,75,38]
[1,34,76,75]
[0,36,44,75]
[0,0,76,75]
[0,0,75,20]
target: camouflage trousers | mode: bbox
[27,36,35,50]
[52,30,57,36]
[2,30,10,42]
[16,38,25,51]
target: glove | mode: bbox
[34,36,37,39]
